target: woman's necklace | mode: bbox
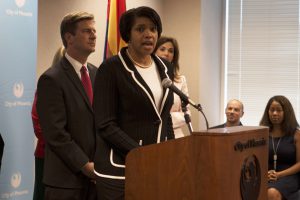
[126,49,153,68]
[271,135,282,171]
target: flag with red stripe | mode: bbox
[103,0,126,59]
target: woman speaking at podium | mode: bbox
[93,6,174,200]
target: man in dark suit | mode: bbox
[210,99,244,129]
[37,11,97,200]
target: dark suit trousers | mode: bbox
[96,178,124,200]
[33,157,45,200]
[44,182,96,200]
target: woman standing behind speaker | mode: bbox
[155,36,191,138]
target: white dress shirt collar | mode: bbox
[65,53,89,78]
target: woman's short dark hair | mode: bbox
[119,6,162,43]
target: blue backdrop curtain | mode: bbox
[0,0,37,199]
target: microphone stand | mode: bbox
[181,98,210,130]
[181,100,193,134]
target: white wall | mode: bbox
[160,0,224,130]
[199,0,224,128]
[161,0,201,133]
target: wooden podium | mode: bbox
[125,126,268,200]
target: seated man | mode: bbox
[210,99,244,129]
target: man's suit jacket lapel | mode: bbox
[61,57,93,112]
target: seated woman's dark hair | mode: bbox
[119,6,162,43]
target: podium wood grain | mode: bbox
[125,126,268,200]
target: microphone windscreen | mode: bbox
[162,78,172,88]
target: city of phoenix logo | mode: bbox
[15,0,26,8]
[13,82,24,98]
[11,172,22,188]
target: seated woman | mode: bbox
[260,95,300,200]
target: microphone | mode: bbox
[162,78,198,109]
[162,78,210,130]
